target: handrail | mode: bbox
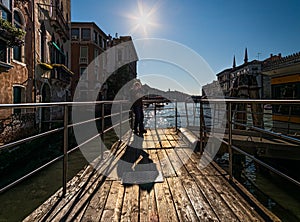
[0,100,131,195]
[185,98,300,190]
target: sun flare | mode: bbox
[125,0,160,37]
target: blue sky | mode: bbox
[72,0,300,95]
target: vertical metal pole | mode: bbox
[119,102,122,141]
[175,100,178,131]
[154,103,157,129]
[62,105,68,196]
[101,102,105,159]
[212,103,217,135]
[200,100,204,153]
[185,102,189,127]
[193,102,196,125]
[228,102,233,180]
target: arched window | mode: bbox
[13,10,24,62]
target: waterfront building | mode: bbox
[0,0,31,117]
[34,0,73,129]
[262,52,300,134]
[0,0,72,143]
[70,22,108,101]
[0,0,35,143]
[215,48,271,99]
[105,35,138,100]
[70,25,138,101]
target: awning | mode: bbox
[39,62,53,70]
[52,64,74,76]
[51,42,66,56]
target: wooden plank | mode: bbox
[77,180,112,221]
[194,175,239,221]
[148,149,163,174]
[120,185,139,222]
[181,177,219,221]
[167,177,199,221]
[144,131,155,148]
[156,128,168,141]
[181,146,223,176]
[139,186,159,222]
[165,147,188,177]
[154,181,179,221]
[156,148,177,178]
[26,142,127,222]
[175,147,240,221]
[206,173,264,221]
[175,148,202,176]
[169,132,190,148]
[100,181,124,221]
[44,171,105,221]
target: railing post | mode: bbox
[175,100,178,131]
[62,105,68,196]
[199,100,204,153]
[119,102,122,141]
[185,102,189,127]
[154,103,157,129]
[212,103,216,135]
[228,102,233,180]
[101,102,105,160]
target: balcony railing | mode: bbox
[79,57,88,64]
[49,7,70,40]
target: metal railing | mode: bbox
[143,99,178,130]
[0,100,131,195]
[186,99,300,188]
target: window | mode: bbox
[103,39,106,49]
[13,85,25,114]
[93,30,98,44]
[0,40,7,63]
[80,46,88,64]
[80,66,88,80]
[13,10,24,62]
[81,28,91,41]
[71,28,79,40]
[99,36,102,47]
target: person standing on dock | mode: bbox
[130,81,147,136]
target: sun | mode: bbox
[125,0,160,37]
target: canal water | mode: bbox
[0,102,299,221]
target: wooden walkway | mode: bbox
[24,128,279,222]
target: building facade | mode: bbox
[0,0,31,118]
[70,22,108,101]
[70,28,138,101]
[262,52,300,133]
[105,35,138,100]
[0,0,72,142]
[215,49,271,99]
[33,0,72,130]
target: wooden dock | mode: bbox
[23,128,280,222]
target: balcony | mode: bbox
[51,64,74,84]
[79,57,88,64]
[0,61,13,72]
[49,7,70,40]
[0,19,25,47]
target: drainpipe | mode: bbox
[32,0,37,103]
